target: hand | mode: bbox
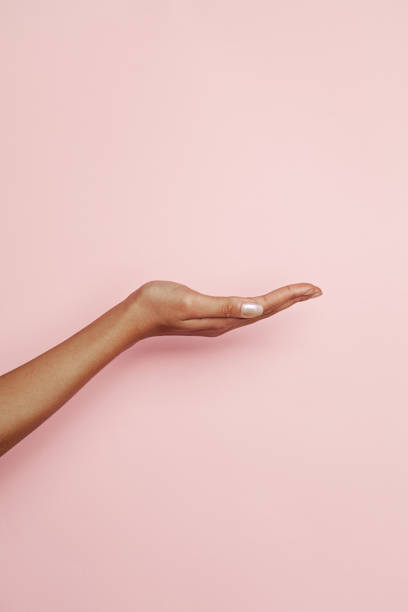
[0,279,322,456]
[125,280,323,340]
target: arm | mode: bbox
[0,279,322,456]
[0,297,141,456]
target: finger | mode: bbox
[188,283,322,320]
[181,289,323,334]
[233,292,318,329]
[257,283,323,315]
[180,316,237,333]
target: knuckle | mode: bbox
[180,293,195,314]
[221,300,235,317]
[283,285,296,300]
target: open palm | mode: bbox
[127,280,323,339]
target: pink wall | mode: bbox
[1,1,408,610]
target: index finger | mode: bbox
[256,283,323,315]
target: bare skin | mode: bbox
[0,280,322,457]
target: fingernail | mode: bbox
[241,302,264,317]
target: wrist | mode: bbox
[117,294,151,349]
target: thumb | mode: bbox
[194,294,264,319]
[193,283,322,320]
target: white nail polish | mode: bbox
[241,302,263,317]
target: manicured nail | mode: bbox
[241,302,264,317]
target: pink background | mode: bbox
[1,1,408,610]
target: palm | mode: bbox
[128,279,322,338]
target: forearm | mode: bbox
[0,296,142,456]
[0,279,323,457]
